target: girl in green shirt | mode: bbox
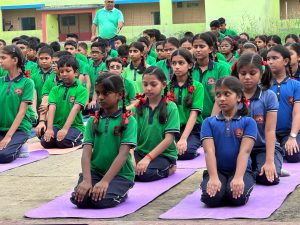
[123,42,147,94]
[0,45,34,163]
[71,73,137,209]
[169,48,204,160]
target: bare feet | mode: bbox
[168,165,177,176]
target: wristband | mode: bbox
[146,153,153,160]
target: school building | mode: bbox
[0,0,298,43]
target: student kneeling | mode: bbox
[41,55,88,148]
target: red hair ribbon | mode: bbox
[165,91,177,105]
[232,40,238,44]
[262,60,267,66]
[135,93,146,107]
[231,61,238,71]
[93,111,100,124]
[24,70,31,78]
[122,111,134,125]
[122,57,127,63]
[243,99,250,107]
[188,85,195,94]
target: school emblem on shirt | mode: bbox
[288,96,294,105]
[234,128,244,138]
[207,78,216,85]
[14,88,23,95]
[254,115,264,124]
[69,96,75,103]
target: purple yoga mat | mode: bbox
[0,150,49,173]
[25,169,196,219]
[160,162,300,219]
[177,148,206,169]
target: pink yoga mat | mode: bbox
[0,150,49,173]
[160,162,300,219]
[29,142,82,155]
[25,169,196,219]
[177,148,206,169]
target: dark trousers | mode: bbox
[277,133,300,163]
[251,147,283,185]
[134,150,176,182]
[41,127,83,149]
[175,124,201,160]
[0,131,29,163]
[200,170,255,207]
[82,99,100,116]
[70,171,134,209]
[99,36,116,50]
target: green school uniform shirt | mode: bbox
[76,53,88,64]
[124,78,136,106]
[171,80,204,126]
[48,80,88,133]
[216,52,227,62]
[148,46,157,60]
[78,59,88,76]
[155,59,172,82]
[146,55,156,66]
[42,73,61,96]
[0,73,34,134]
[25,60,39,75]
[31,67,56,108]
[221,28,238,36]
[85,61,107,97]
[0,67,8,77]
[108,49,119,58]
[192,60,229,119]
[123,63,147,94]
[84,110,136,181]
[134,99,180,160]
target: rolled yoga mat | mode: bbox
[0,150,49,173]
[25,169,196,219]
[160,162,300,219]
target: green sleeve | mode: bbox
[121,116,137,147]
[217,63,231,78]
[79,61,87,75]
[75,86,88,107]
[83,117,95,145]
[48,86,58,105]
[165,102,180,133]
[126,79,136,102]
[191,82,204,112]
[22,79,34,103]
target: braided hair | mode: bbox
[92,73,129,135]
[170,48,195,108]
[136,66,168,124]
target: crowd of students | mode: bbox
[1,17,300,209]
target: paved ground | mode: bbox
[1,139,300,225]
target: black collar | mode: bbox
[145,97,164,109]
[173,79,189,88]
[249,85,262,100]
[100,109,122,118]
[272,76,289,85]
[130,61,144,72]
[4,73,24,82]
[39,67,53,75]
[216,111,242,121]
[194,59,214,71]
[60,79,79,87]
